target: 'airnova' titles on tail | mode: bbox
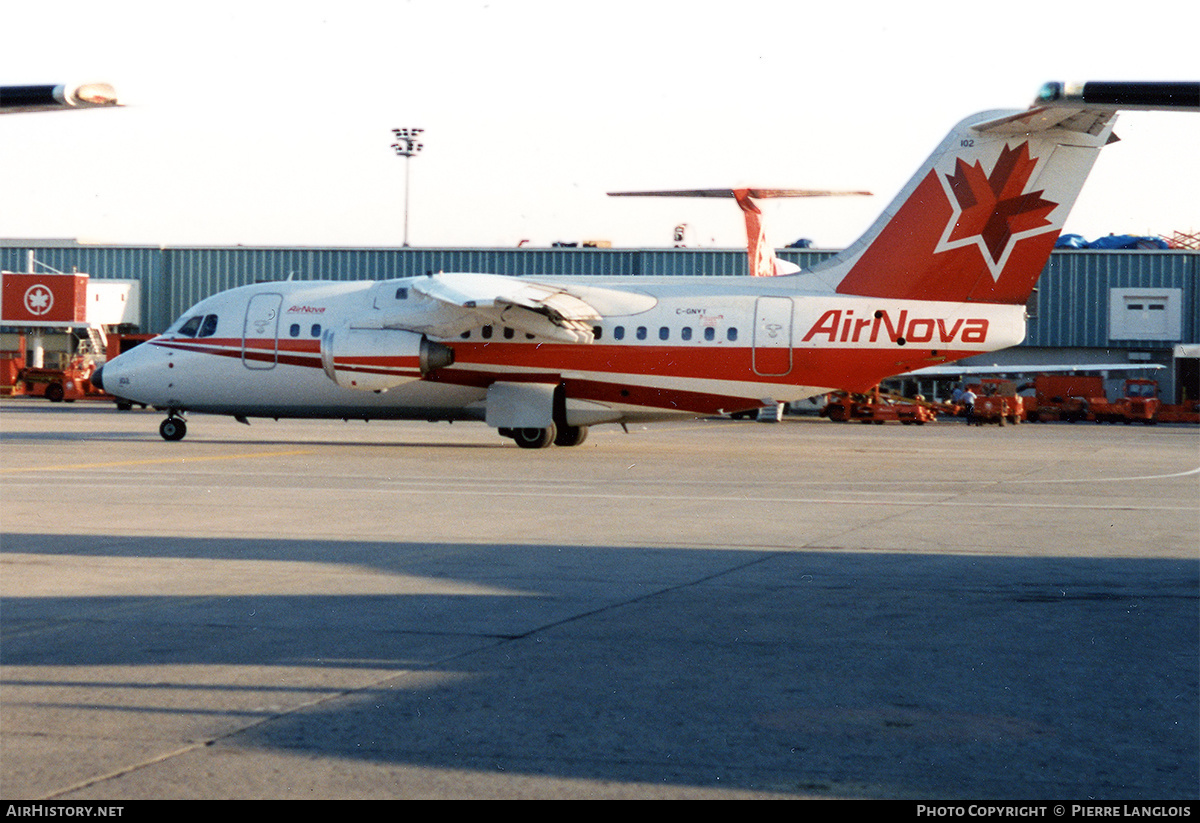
[811,81,1200,305]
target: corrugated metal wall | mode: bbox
[1026,250,1198,349]
[3,244,1196,349]
[0,245,168,329]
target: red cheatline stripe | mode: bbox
[150,337,972,399]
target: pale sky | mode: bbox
[2,0,1197,250]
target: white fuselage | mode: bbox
[100,274,1025,426]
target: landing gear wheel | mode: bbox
[512,425,555,449]
[554,425,589,447]
[159,417,187,441]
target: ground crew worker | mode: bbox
[962,388,977,423]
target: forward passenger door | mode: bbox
[243,293,282,370]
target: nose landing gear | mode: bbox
[159,414,187,441]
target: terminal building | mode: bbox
[2,239,1197,404]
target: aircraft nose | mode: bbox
[91,363,105,391]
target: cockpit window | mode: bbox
[177,316,203,337]
[198,314,218,338]
[172,313,218,338]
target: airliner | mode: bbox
[92,81,1198,447]
[0,82,119,113]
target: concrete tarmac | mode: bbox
[1,398,1197,800]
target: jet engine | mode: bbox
[320,327,454,391]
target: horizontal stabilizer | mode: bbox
[608,188,871,198]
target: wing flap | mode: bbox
[411,272,605,343]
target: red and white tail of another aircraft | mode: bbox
[93,81,1199,447]
[606,187,872,277]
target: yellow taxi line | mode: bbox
[0,449,314,473]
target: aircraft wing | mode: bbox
[907,363,1165,377]
[608,188,872,199]
[0,83,120,113]
[973,81,1200,136]
[410,272,653,344]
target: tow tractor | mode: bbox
[1118,378,1160,424]
[1093,378,1161,424]
[15,360,101,402]
[820,386,942,424]
[7,327,107,402]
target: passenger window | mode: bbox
[727,328,738,342]
[177,316,202,337]
[481,325,493,339]
[593,325,602,340]
[395,287,408,299]
[636,326,647,340]
[460,330,471,339]
[198,314,219,338]
[614,326,625,340]
[659,327,669,341]
[289,323,301,337]
[681,327,692,341]
[311,324,321,337]
[503,327,515,339]
[704,327,716,341]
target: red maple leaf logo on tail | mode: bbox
[944,143,1057,267]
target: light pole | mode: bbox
[390,128,424,247]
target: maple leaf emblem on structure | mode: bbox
[24,285,54,316]
[943,142,1058,271]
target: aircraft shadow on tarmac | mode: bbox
[0,426,512,449]
[2,533,1197,799]
[0,407,524,449]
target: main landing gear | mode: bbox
[501,424,589,449]
[159,414,187,441]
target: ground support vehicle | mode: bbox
[821,388,941,425]
[1156,402,1199,424]
[1092,379,1161,424]
[966,379,1024,425]
[1028,375,1106,422]
[12,359,102,402]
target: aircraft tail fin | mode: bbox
[811,81,1199,305]
[733,189,802,277]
